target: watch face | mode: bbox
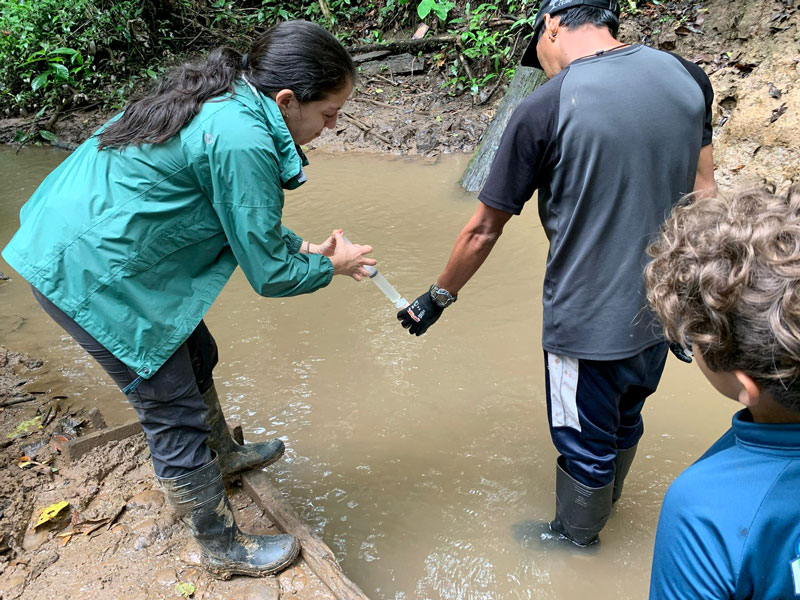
[430,286,455,307]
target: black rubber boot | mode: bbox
[549,456,614,547]
[202,384,285,477]
[612,444,638,504]
[158,455,300,579]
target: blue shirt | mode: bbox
[650,409,800,599]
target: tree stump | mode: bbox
[460,67,548,192]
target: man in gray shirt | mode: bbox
[398,0,715,546]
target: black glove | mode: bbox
[669,342,693,364]
[397,290,444,336]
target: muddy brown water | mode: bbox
[1,146,736,600]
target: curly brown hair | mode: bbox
[644,185,800,412]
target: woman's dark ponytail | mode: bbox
[97,21,355,150]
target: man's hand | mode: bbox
[397,290,443,336]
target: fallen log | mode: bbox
[241,469,371,600]
[346,35,458,54]
[359,53,426,77]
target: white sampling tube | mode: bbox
[342,235,408,309]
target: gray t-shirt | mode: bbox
[479,45,713,360]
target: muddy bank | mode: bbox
[619,0,800,192]
[0,347,341,600]
[0,68,490,158]
[1,1,798,190]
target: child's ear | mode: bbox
[734,370,762,406]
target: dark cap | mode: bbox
[520,0,620,70]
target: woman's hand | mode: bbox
[329,231,376,281]
[313,229,341,257]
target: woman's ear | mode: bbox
[274,89,297,115]
[734,370,762,407]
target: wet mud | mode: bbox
[0,349,332,600]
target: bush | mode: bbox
[0,0,546,126]
[0,1,161,117]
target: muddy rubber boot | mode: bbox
[158,455,300,579]
[202,384,285,477]
[549,456,614,547]
[612,444,638,504]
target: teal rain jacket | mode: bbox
[2,81,334,380]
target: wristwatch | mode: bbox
[429,283,457,308]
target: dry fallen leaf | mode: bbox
[34,501,70,529]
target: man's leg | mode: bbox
[544,344,667,545]
[613,342,669,502]
[544,352,618,545]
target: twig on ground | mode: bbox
[0,396,37,408]
[371,72,398,87]
[478,75,505,106]
[366,74,428,94]
[352,97,402,110]
[341,112,392,145]
[455,40,475,81]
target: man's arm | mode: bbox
[693,144,716,199]
[396,203,512,336]
[436,203,513,294]
[397,83,558,336]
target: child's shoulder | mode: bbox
[662,430,738,511]
[664,422,798,523]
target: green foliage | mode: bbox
[417,0,455,22]
[442,1,535,96]
[0,0,541,128]
[0,0,165,119]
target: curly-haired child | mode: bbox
[644,185,800,600]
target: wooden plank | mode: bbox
[351,50,391,63]
[241,469,371,600]
[359,53,426,77]
[62,419,142,463]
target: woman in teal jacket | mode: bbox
[2,20,374,578]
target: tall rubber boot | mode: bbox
[202,384,285,477]
[549,456,614,547]
[612,444,638,504]
[158,455,300,579]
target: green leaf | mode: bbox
[51,63,69,79]
[417,0,433,19]
[49,47,78,56]
[39,130,57,142]
[175,582,195,598]
[31,72,48,91]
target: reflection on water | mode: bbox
[0,146,736,599]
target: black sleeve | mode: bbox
[669,52,714,146]
[478,73,563,215]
